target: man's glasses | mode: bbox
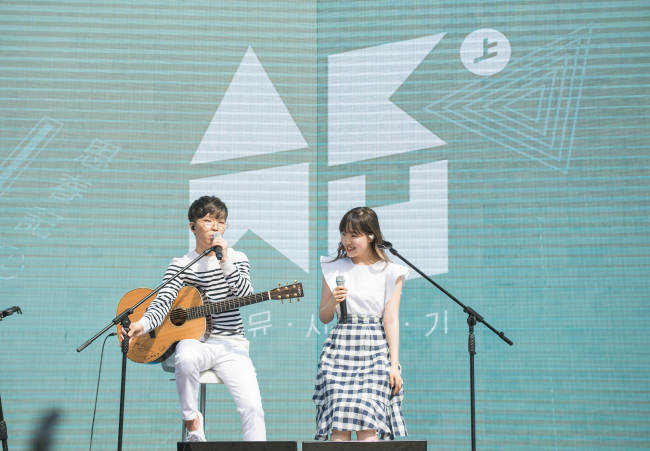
[196,220,228,230]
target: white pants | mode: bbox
[174,337,266,441]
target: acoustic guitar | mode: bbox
[116,281,304,363]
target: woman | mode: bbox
[313,207,409,441]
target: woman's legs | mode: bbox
[357,430,379,441]
[330,430,351,441]
[330,430,378,441]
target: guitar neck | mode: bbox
[187,291,270,320]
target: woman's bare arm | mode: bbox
[318,275,347,324]
[384,277,404,394]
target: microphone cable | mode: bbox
[89,332,117,451]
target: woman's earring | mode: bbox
[368,234,374,240]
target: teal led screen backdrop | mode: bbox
[0,1,648,450]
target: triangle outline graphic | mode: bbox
[488,68,558,139]
[504,85,546,122]
[432,34,585,115]
[424,25,592,172]
[456,65,563,149]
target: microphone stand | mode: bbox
[0,395,6,451]
[77,246,217,451]
[1,306,22,451]
[379,241,513,451]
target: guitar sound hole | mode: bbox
[169,308,187,327]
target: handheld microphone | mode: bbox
[212,232,223,260]
[335,275,347,324]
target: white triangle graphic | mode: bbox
[191,46,308,165]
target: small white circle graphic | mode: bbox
[460,28,511,76]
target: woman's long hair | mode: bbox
[329,207,390,264]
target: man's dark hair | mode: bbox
[188,196,228,223]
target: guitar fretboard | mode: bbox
[186,291,270,320]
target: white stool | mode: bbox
[160,352,224,441]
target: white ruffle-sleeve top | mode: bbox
[321,256,410,318]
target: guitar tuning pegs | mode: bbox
[281,299,283,304]
[294,280,297,284]
[278,284,281,287]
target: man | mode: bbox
[121,196,266,442]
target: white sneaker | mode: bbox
[186,412,206,442]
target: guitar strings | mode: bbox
[186,291,272,320]
[171,286,301,323]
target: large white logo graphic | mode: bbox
[328,34,447,166]
[191,46,308,165]
[190,38,450,276]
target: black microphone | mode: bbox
[0,305,22,320]
[335,275,347,324]
[378,240,397,255]
[377,240,392,250]
[212,232,223,260]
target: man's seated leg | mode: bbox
[175,339,218,441]
[213,341,266,441]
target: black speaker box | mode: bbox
[302,441,427,451]
[177,442,297,451]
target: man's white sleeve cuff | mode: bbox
[139,317,152,335]
[219,259,236,276]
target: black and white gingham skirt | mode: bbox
[312,315,407,440]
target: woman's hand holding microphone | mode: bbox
[331,285,347,305]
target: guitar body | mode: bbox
[116,286,211,364]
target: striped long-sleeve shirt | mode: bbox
[139,249,252,336]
